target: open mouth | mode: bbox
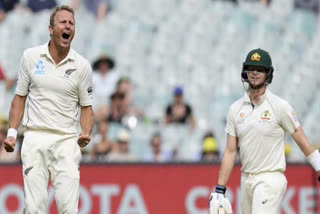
[62,32,70,40]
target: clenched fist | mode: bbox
[3,137,16,152]
[77,133,91,147]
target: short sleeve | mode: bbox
[78,62,93,106]
[225,106,237,137]
[15,53,30,96]
[279,102,300,134]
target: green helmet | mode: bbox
[241,48,274,84]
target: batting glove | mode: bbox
[209,185,233,214]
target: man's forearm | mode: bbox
[217,149,237,186]
[292,127,314,156]
[80,106,94,135]
[9,95,26,130]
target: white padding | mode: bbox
[7,128,17,139]
[307,150,320,172]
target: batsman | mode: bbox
[209,48,320,214]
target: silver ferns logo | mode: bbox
[87,86,92,94]
[64,68,76,78]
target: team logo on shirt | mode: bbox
[261,110,272,120]
[87,86,93,94]
[64,68,76,78]
[34,60,45,75]
[291,111,297,121]
[237,112,245,124]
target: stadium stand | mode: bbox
[0,0,319,163]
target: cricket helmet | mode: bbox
[241,48,274,84]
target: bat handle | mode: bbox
[218,207,225,214]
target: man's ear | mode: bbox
[49,25,53,37]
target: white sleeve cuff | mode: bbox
[307,150,320,172]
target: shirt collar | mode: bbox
[40,42,50,57]
[40,42,76,63]
[243,88,270,106]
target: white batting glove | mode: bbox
[209,185,233,214]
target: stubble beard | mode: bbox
[248,79,267,91]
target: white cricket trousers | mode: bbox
[21,130,81,214]
[240,171,287,214]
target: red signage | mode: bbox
[0,164,319,214]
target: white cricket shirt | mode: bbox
[225,89,300,174]
[16,43,93,134]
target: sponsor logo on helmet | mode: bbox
[250,52,261,61]
[261,110,272,120]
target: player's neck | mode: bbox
[249,86,266,105]
[48,41,70,65]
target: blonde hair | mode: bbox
[49,5,74,26]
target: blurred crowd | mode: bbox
[0,51,301,164]
[1,0,319,163]
[0,50,224,163]
[0,0,111,22]
[0,33,221,163]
